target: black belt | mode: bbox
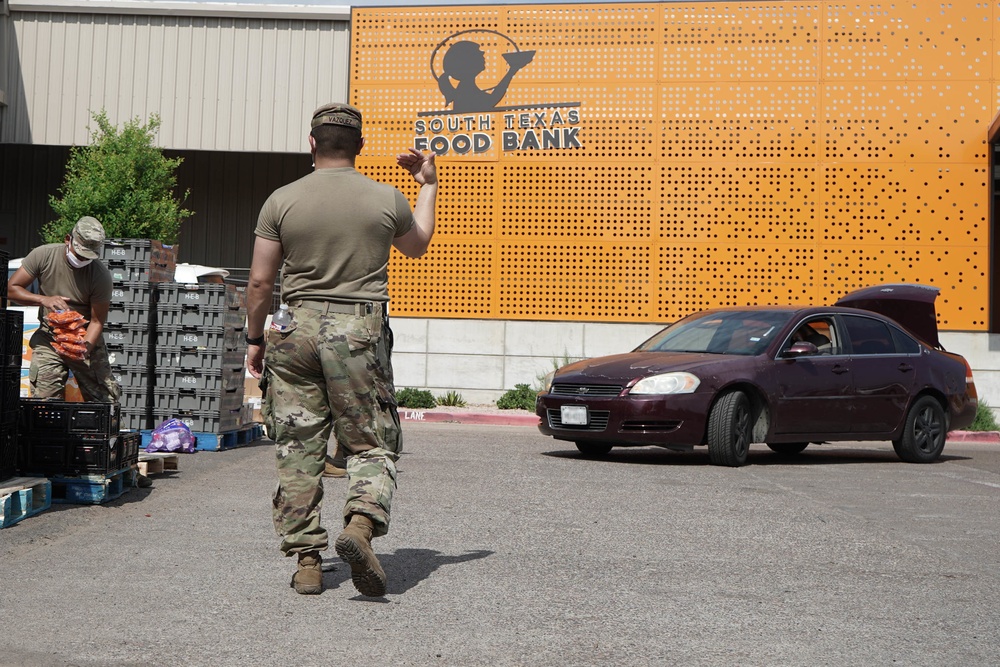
[288,300,381,316]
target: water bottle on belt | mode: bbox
[270,303,292,332]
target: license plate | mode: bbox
[561,405,588,426]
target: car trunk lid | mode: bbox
[834,283,941,348]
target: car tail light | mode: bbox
[964,359,978,399]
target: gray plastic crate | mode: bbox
[110,365,153,391]
[153,387,244,412]
[106,344,152,368]
[120,408,153,432]
[106,303,153,326]
[107,260,166,284]
[152,408,242,434]
[156,304,244,329]
[156,283,234,308]
[120,387,153,410]
[103,322,153,348]
[155,347,246,370]
[157,325,242,349]
[155,366,244,392]
[109,282,155,305]
[101,238,175,264]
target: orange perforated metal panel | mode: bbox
[351,2,994,330]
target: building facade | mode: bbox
[2,0,999,409]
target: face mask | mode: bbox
[66,247,93,269]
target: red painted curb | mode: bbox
[946,430,1000,444]
[398,409,539,426]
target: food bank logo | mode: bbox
[413,29,582,156]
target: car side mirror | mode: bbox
[785,341,819,357]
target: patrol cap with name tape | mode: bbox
[71,216,106,259]
[311,103,363,131]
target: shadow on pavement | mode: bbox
[542,447,971,467]
[321,547,493,599]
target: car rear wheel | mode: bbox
[707,390,753,467]
[575,441,613,457]
[766,442,809,455]
[893,396,947,463]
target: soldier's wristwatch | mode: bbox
[245,332,265,345]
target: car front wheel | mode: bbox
[575,441,613,457]
[707,390,753,467]
[767,442,808,455]
[893,396,947,463]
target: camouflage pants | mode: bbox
[262,301,401,556]
[28,329,121,403]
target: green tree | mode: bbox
[45,110,191,244]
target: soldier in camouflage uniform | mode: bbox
[246,102,438,596]
[8,216,121,404]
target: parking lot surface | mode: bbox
[1,423,998,667]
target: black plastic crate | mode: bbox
[18,399,120,438]
[0,424,16,480]
[19,430,140,477]
[2,308,24,367]
[0,249,8,296]
[0,365,20,419]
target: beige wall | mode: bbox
[1,2,351,150]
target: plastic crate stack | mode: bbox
[16,399,139,479]
[1,249,23,480]
[101,239,177,431]
[153,282,248,434]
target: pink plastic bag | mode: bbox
[147,418,196,453]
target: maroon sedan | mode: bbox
[536,285,978,466]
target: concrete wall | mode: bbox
[392,317,1000,421]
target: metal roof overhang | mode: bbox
[7,0,351,20]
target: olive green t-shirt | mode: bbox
[254,167,415,304]
[20,243,113,328]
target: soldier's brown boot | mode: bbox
[323,457,347,478]
[290,551,323,595]
[335,514,386,597]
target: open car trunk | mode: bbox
[834,283,941,349]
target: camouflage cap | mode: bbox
[71,216,106,259]
[311,103,363,131]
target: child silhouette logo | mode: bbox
[431,30,535,113]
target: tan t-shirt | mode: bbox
[20,243,113,328]
[254,167,414,303]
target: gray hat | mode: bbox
[311,102,363,131]
[71,216,105,259]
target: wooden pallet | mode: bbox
[50,466,136,505]
[1,477,52,528]
[137,452,180,476]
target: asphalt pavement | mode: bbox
[1,421,999,667]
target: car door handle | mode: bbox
[898,363,914,372]
[832,365,849,375]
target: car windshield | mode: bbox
[637,310,794,356]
